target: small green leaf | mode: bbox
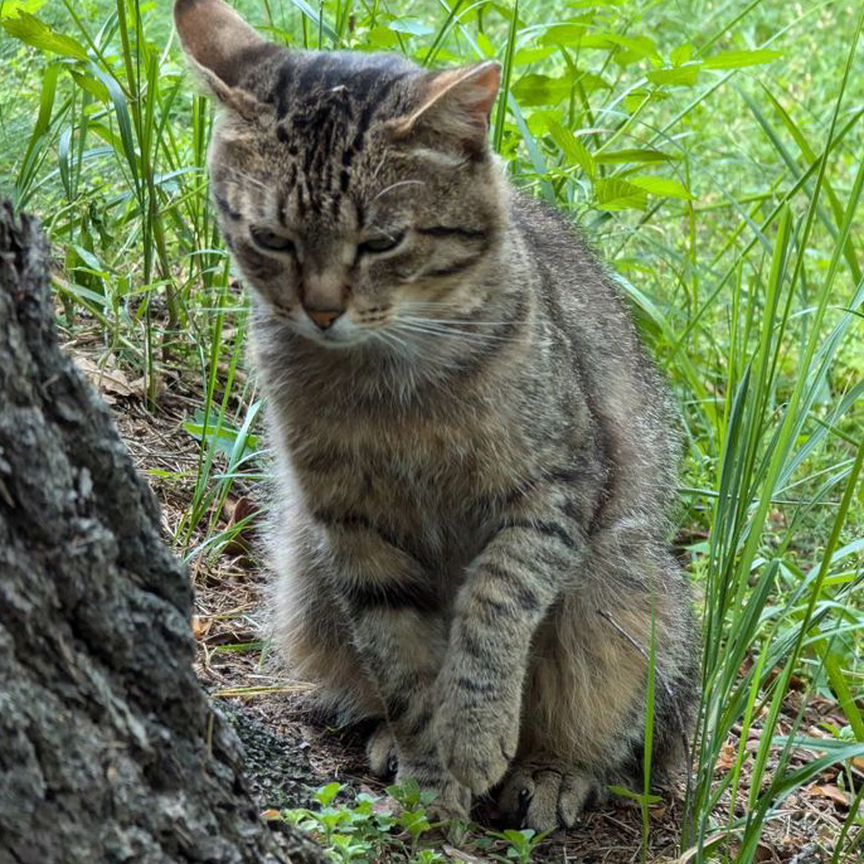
[595,178,648,211]
[595,148,679,164]
[646,64,701,86]
[476,31,496,58]
[3,12,89,60]
[670,44,694,66]
[512,71,609,107]
[70,70,110,104]
[0,0,47,18]
[623,88,665,114]
[70,245,105,273]
[627,175,694,199]
[546,120,595,177]
[387,18,433,37]
[581,32,659,59]
[702,49,783,69]
[536,21,591,46]
[365,26,400,50]
[314,782,344,807]
[512,46,555,66]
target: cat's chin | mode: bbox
[292,325,390,353]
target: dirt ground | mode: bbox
[79,345,858,864]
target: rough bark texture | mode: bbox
[0,205,325,864]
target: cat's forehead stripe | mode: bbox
[269,56,411,203]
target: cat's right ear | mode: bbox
[174,0,276,116]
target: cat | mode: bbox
[176,0,699,832]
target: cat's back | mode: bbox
[511,194,680,524]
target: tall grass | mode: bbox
[1,0,861,858]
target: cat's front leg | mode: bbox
[349,607,471,819]
[321,523,471,818]
[433,502,586,795]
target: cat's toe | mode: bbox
[366,722,398,778]
[498,762,597,831]
[433,691,519,795]
[436,718,514,795]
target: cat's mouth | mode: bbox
[286,310,383,351]
[275,301,480,358]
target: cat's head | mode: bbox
[175,0,508,353]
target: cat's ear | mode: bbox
[174,0,276,116]
[389,61,501,156]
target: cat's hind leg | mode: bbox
[268,533,384,723]
[498,548,696,830]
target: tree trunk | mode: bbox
[0,205,325,864]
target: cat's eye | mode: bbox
[358,230,406,256]
[251,227,295,253]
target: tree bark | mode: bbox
[0,205,325,864]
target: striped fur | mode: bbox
[176,0,699,831]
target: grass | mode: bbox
[1,0,862,861]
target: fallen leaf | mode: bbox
[130,374,164,401]
[443,846,486,863]
[73,354,136,402]
[788,843,827,864]
[716,741,738,773]
[191,615,212,640]
[223,496,262,556]
[805,725,832,739]
[808,784,850,808]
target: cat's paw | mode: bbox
[498,762,601,831]
[366,722,399,778]
[432,690,519,795]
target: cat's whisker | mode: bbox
[370,327,411,356]
[399,299,492,309]
[395,328,504,345]
[400,299,485,308]
[400,316,517,327]
[369,179,426,206]
[370,154,389,182]
[394,319,528,343]
[398,300,495,318]
[220,166,271,192]
[387,325,471,370]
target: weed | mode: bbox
[280,783,550,863]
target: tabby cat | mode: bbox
[176,0,699,831]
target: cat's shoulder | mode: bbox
[509,190,599,261]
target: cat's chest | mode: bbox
[286,403,532,544]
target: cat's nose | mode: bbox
[306,307,343,330]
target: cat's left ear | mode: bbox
[174,0,278,116]
[389,62,501,156]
